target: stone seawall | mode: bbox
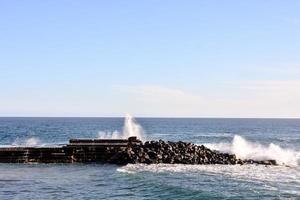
[0,137,276,165]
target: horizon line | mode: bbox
[0,116,299,119]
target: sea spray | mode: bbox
[123,114,145,141]
[205,135,300,166]
[97,131,121,139]
[97,114,145,141]
[12,137,41,147]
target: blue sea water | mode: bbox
[0,117,299,199]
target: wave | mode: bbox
[118,164,300,197]
[118,164,300,191]
[203,135,300,166]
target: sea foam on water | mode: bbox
[205,135,300,166]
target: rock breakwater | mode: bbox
[110,139,277,166]
[0,137,277,165]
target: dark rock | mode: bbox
[259,160,277,165]
[107,138,278,166]
[147,151,157,160]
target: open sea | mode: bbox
[0,117,299,199]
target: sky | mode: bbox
[0,0,300,117]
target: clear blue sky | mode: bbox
[1,0,300,117]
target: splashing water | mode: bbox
[12,137,41,147]
[205,135,300,166]
[123,114,145,141]
[97,131,121,139]
[97,114,145,141]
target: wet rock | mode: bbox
[108,139,278,166]
[259,160,277,165]
[147,151,157,160]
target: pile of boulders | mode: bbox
[109,140,277,166]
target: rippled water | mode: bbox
[0,117,299,199]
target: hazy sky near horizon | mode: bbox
[1,1,300,117]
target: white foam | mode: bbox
[12,137,41,147]
[123,114,145,141]
[97,114,145,141]
[204,135,300,166]
[118,164,300,186]
[97,131,122,139]
[118,164,300,196]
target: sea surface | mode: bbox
[0,117,299,199]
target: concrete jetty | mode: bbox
[0,137,142,163]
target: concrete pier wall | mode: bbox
[0,137,142,163]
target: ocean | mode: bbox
[0,117,299,199]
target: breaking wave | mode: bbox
[117,163,300,196]
[204,135,300,166]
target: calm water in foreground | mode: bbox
[0,117,299,199]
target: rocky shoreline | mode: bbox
[110,139,277,166]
